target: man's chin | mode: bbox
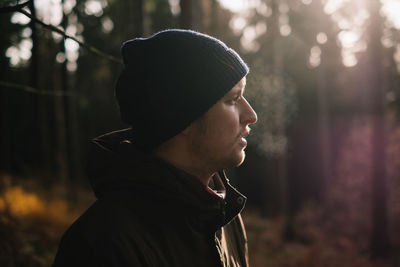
[233,151,246,167]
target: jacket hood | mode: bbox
[87,129,247,227]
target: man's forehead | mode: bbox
[228,77,246,95]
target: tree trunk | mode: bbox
[30,0,51,174]
[179,0,192,29]
[267,0,289,240]
[120,0,143,39]
[53,65,69,183]
[53,0,70,183]
[208,0,219,35]
[316,60,332,201]
[366,0,391,259]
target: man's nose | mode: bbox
[241,98,257,125]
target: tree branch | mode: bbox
[0,0,30,13]
[17,9,123,64]
[0,81,75,97]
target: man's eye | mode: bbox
[226,95,241,105]
[232,96,241,103]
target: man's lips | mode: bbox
[239,128,251,146]
[240,127,251,138]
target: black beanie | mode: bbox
[115,29,249,150]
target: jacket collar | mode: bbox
[88,129,247,230]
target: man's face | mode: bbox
[188,77,257,172]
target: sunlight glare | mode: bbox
[63,0,76,14]
[353,9,369,26]
[220,0,270,50]
[56,52,66,63]
[5,39,32,66]
[381,28,393,48]
[256,22,267,35]
[244,26,257,40]
[6,47,20,66]
[279,13,291,37]
[324,0,349,15]
[338,30,359,48]
[219,0,248,12]
[52,31,63,42]
[324,0,370,68]
[84,0,104,17]
[65,38,79,52]
[66,50,78,62]
[66,24,77,36]
[317,32,328,44]
[280,25,292,37]
[257,2,272,17]
[11,12,30,25]
[381,37,393,48]
[394,45,400,73]
[218,0,260,13]
[241,25,260,52]
[336,17,351,30]
[67,61,77,72]
[35,0,62,25]
[65,38,79,72]
[101,16,114,33]
[309,45,321,68]
[19,39,32,60]
[311,46,321,55]
[230,16,247,34]
[381,0,400,29]
[21,27,32,38]
[168,0,180,15]
[342,50,357,67]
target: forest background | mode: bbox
[1,0,400,266]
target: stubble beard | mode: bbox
[190,114,246,171]
[191,136,246,172]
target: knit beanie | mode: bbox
[115,29,249,150]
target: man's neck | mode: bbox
[154,139,214,186]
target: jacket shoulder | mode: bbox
[52,192,157,266]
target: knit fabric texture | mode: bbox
[115,29,249,150]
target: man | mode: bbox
[53,29,257,267]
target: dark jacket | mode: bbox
[52,129,249,267]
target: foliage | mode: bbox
[0,174,94,266]
[244,208,392,267]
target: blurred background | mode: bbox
[1,0,400,266]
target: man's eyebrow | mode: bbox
[225,80,246,97]
[227,87,242,97]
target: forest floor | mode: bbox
[0,174,395,267]
[243,210,394,267]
